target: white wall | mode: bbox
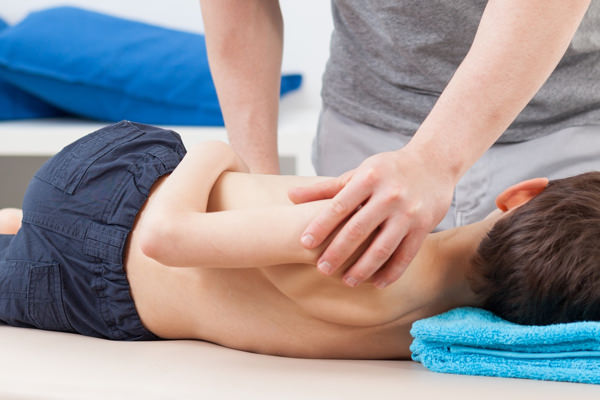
[0,0,333,110]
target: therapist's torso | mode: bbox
[322,0,600,142]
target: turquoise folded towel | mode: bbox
[410,307,600,384]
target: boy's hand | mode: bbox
[289,148,454,289]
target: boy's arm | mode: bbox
[138,142,327,268]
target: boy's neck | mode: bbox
[425,215,499,308]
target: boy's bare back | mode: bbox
[124,162,478,359]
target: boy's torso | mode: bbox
[125,174,467,359]
[126,224,417,359]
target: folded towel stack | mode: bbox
[410,307,600,384]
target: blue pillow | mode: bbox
[0,7,302,126]
[0,16,64,120]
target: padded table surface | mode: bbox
[1,326,598,399]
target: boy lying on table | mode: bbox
[0,121,598,359]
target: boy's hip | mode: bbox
[1,121,186,340]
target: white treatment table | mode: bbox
[1,325,598,399]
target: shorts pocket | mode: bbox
[1,260,71,331]
[27,261,71,332]
[35,121,145,195]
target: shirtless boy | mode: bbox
[1,122,597,359]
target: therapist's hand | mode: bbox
[289,148,455,289]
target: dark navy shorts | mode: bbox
[0,121,186,340]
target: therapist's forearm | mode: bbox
[199,0,283,174]
[404,0,591,183]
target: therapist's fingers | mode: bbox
[288,170,354,204]
[339,216,407,287]
[371,230,428,288]
[299,174,372,249]
[314,202,389,276]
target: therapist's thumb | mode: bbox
[288,171,353,204]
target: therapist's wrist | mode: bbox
[247,158,280,175]
[228,134,281,174]
[396,139,463,187]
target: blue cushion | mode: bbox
[0,17,64,120]
[0,7,302,125]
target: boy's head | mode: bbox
[469,172,600,325]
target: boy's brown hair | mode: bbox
[469,171,600,325]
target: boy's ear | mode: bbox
[496,177,549,212]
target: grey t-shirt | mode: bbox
[322,0,600,143]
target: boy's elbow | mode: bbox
[138,216,178,266]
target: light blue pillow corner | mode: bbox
[0,7,302,126]
[0,16,65,120]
